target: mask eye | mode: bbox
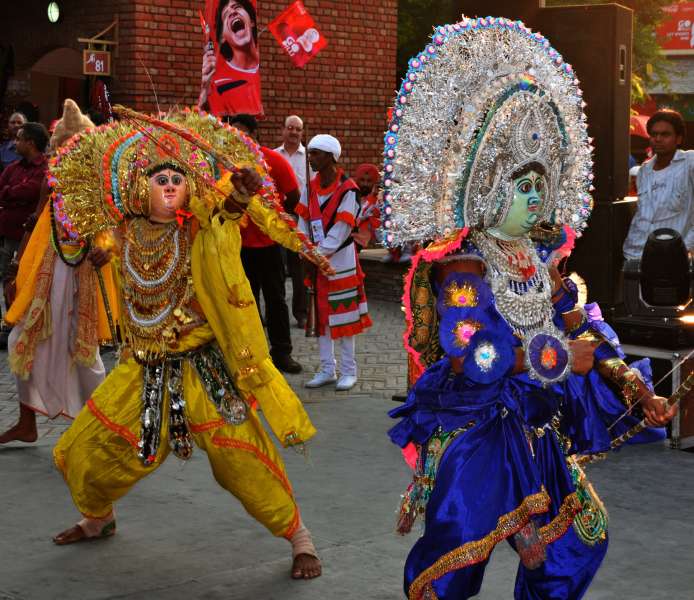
[155,175,169,186]
[535,179,545,193]
[171,174,184,186]
[518,180,532,194]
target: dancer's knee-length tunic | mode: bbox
[389,235,664,600]
[54,189,317,539]
[296,174,371,339]
[5,206,115,419]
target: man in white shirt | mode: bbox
[275,115,309,328]
[623,109,694,260]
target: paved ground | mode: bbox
[1,295,694,599]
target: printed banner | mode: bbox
[268,1,327,68]
[199,0,263,117]
[657,2,694,53]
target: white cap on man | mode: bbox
[307,134,341,162]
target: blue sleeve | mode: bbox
[436,272,515,383]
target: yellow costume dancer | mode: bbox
[0,99,117,446]
[50,107,330,579]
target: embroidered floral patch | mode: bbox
[452,319,482,349]
[444,281,479,308]
[463,330,515,384]
[540,343,558,370]
[474,341,498,372]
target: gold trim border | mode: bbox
[409,490,580,600]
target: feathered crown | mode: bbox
[381,16,594,247]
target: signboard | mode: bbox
[269,1,327,68]
[83,49,111,76]
[657,2,694,55]
[198,0,263,117]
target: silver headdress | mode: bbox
[381,16,594,247]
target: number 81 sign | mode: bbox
[83,50,111,76]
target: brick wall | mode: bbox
[258,0,399,170]
[360,255,408,304]
[1,0,398,171]
[0,0,138,107]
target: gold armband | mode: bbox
[598,357,651,409]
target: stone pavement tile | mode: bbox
[104,542,410,600]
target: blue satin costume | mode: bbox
[389,242,664,600]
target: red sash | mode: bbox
[308,173,359,236]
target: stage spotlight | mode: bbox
[640,229,690,307]
[616,228,694,348]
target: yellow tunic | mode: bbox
[54,181,315,538]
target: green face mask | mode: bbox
[489,170,546,239]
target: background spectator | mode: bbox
[623,109,694,260]
[0,112,26,171]
[0,121,48,279]
[228,113,303,374]
[275,114,309,328]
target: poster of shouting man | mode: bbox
[199,0,263,117]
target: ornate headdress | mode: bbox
[48,107,280,240]
[381,16,594,247]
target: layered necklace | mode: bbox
[471,230,554,337]
[123,218,200,358]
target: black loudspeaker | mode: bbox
[537,4,633,202]
[566,199,634,306]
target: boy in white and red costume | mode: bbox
[296,135,372,391]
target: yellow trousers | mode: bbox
[54,358,300,539]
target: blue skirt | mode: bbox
[389,358,662,599]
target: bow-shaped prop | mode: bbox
[112,105,334,277]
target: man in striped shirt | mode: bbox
[623,109,694,260]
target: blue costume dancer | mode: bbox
[381,17,677,600]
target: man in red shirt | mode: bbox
[228,114,302,374]
[0,122,48,280]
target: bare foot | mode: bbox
[0,424,38,444]
[291,553,322,579]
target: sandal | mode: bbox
[53,521,116,545]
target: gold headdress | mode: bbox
[48,107,275,239]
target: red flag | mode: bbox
[268,1,327,68]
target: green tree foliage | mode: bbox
[397,0,458,80]
[546,0,675,103]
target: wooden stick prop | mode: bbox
[96,267,119,353]
[610,372,694,451]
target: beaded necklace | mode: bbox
[122,218,202,358]
[471,230,554,337]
